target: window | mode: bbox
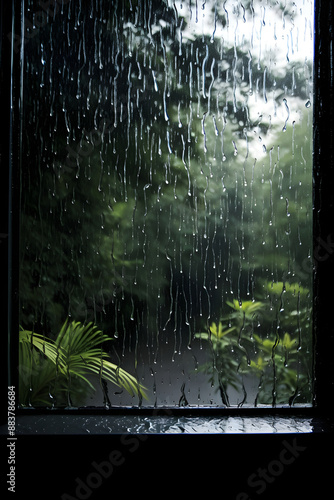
[5,0,326,411]
[2,3,334,499]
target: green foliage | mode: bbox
[18,2,313,407]
[19,321,147,408]
[19,0,313,337]
[195,282,313,406]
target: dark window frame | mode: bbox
[1,0,334,430]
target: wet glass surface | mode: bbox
[18,0,314,409]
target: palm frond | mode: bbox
[19,321,147,405]
[19,328,67,372]
[55,321,110,354]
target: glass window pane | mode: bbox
[18,0,314,408]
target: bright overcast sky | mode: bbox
[173,0,314,68]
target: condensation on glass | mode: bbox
[17,0,314,408]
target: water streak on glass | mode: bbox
[18,0,314,408]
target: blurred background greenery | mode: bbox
[18,0,313,406]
